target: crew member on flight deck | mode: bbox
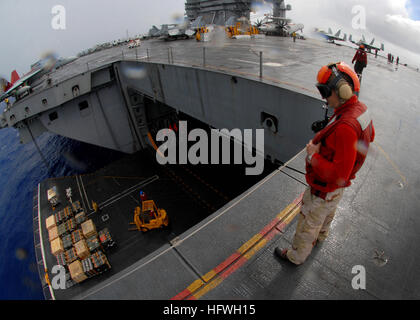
[275,62,375,265]
[352,45,368,79]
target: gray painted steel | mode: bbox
[6,33,420,300]
[2,36,329,164]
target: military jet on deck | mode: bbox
[315,28,347,43]
[257,15,303,36]
[349,34,385,52]
[159,23,195,41]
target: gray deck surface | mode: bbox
[36,35,420,300]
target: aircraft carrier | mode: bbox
[2,0,420,300]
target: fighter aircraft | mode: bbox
[349,34,385,52]
[0,53,63,102]
[315,28,347,43]
[257,15,301,36]
[284,23,305,35]
[0,68,43,102]
[159,23,195,41]
[148,25,162,38]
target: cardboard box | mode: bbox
[51,237,64,255]
[81,219,97,238]
[68,260,87,283]
[45,215,56,230]
[74,239,89,259]
[48,225,59,241]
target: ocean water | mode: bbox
[0,127,123,300]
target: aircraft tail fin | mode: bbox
[328,27,333,34]
[11,70,20,85]
[381,43,385,51]
[370,38,375,45]
[349,34,353,42]
[343,34,347,42]
[335,29,341,37]
[362,35,366,42]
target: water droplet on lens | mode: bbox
[16,248,28,260]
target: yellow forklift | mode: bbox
[130,200,169,232]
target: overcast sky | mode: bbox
[1,0,420,79]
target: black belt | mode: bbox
[314,179,327,187]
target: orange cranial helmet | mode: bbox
[316,62,360,100]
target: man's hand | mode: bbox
[306,140,321,156]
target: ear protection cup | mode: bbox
[329,66,354,101]
[336,78,353,100]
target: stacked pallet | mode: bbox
[45,215,56,231]
[62,234,73,250]
[92,251,111,273]
[98,228,115,251]
[48,225,59,242]
[74,239,90,260]
[48,205,114,286]
[81,219,97,238]
[63,206,73,220]
[68,260,87,283]
[75,251,112,281]
[56,252,66,266]
[86,235,101,252]
[71,229,84,244]
[75,211,86,225]
[57,223,67,237]
[54,209,66,225]
[65,247,78,264]
[72,201,82,214]
[81,256,96,278]
[51,237,64,256]
[57,218,76,237]
[65,218,76,233]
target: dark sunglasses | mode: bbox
[316,84,333,99]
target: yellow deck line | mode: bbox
[181,196,303,299]
[374,142,407,186]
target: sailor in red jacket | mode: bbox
[352,45,368,77]
[275,62,375,265]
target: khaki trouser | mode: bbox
[287,187,344,265]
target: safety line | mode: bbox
[79,175,92,211]
[75,175,88,213]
